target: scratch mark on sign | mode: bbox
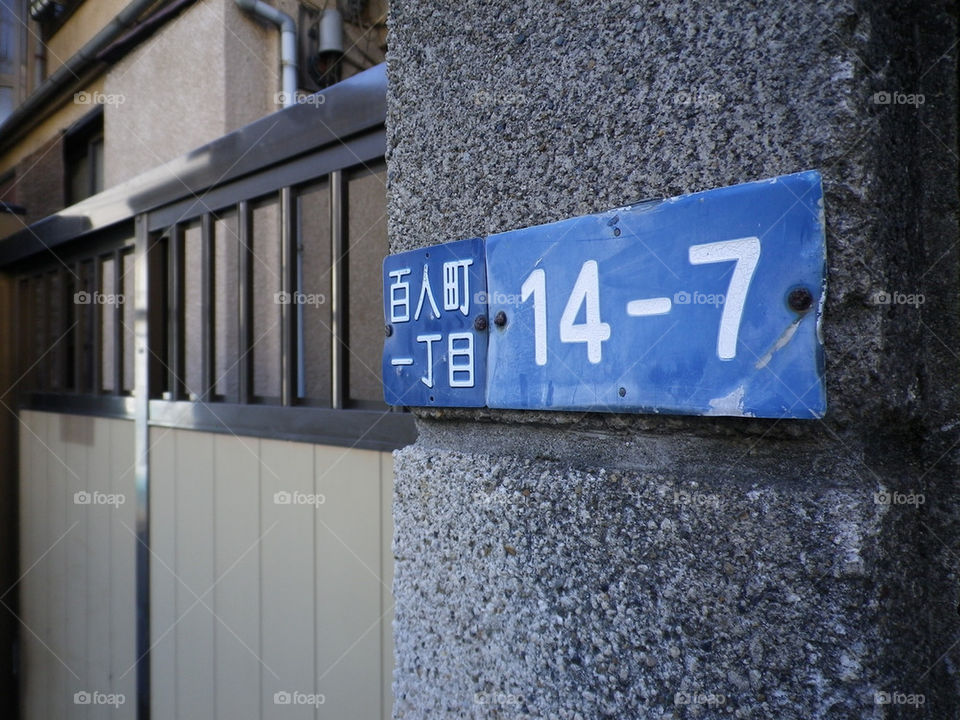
[705,384,753,417]
[754,319,801,370]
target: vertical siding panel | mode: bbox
[16,411,30,719]
[46,413,69,720]
[86,418,111,720]
[34,412,51,720]
[314,446,381,719]
[260,439,314,720]
[379,451,395,720]
[64,417,89,719]
[213,434,261,720]
[149,428,177,720]
[174,429,216,719]
[19,411,47,720]
[110,419,137,720]
[15,412,28,719]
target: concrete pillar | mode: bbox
[386,2,958,717]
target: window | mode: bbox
[28,0,82,38]
[0,1,24,125]
[64,107,104,204]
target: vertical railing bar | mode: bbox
[167,225,184,400]
[37,274,47,391]
[92,258,102,394]
[113,249,123,396]
[280,187,296,406]
[57,268,67,390]
[238,201,252,405]
[330,170,345,410]
[16,278,26,394]
[295,194,305,400]
[147,233,166,401]
[132,213,152,720]
[13,277,23,397]
[23,276,32,391]
[72,260,82,393]
[50,270,58,389]
[201,213,214,401]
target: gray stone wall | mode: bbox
[387,1,959,717]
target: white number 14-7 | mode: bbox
[518,237,760,366]
[521,260,611,366]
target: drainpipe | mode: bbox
[235,0,303,399]
[235,0,298,108]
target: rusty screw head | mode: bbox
[385,324,393,337]
[474,315,488,331]
[787,287,814,313]
[494,310,508,327]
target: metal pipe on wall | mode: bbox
[234,0,298,107]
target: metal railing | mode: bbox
[0,63,413,452]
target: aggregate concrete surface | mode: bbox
[386,1,959,717]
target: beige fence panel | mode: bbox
[18,412,136,720]
[147,429,395,720]
[19,416,395,720]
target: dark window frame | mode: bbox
[29,0,84,39]
[64,105,104,205]
[0,1,27,123]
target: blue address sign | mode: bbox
[383,171,826,419]
[382,237,488,407]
